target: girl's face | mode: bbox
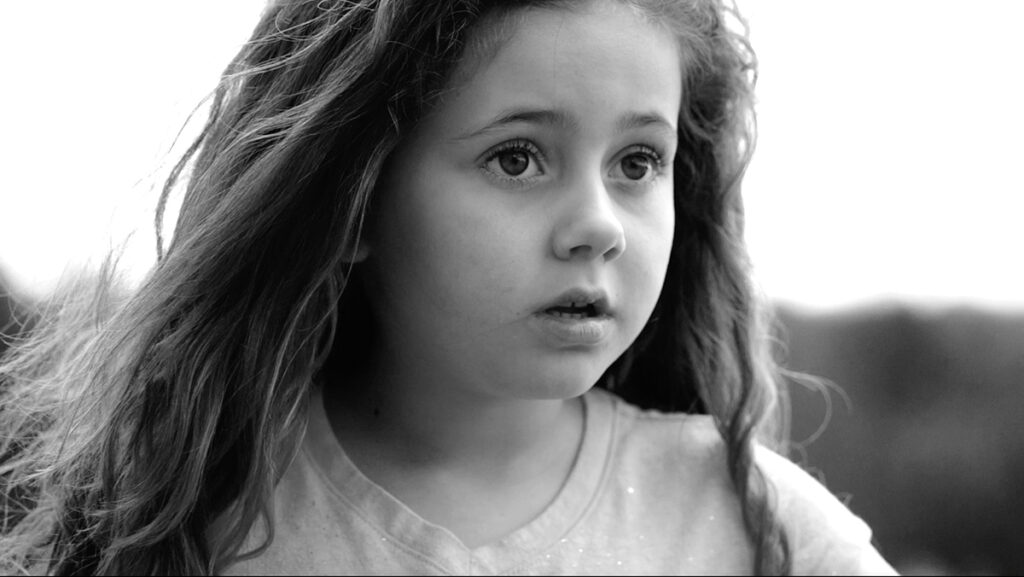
[364,0,681,400]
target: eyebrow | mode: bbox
[454,108,677,141]
[616,112,678,135]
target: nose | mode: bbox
[551,175,626,262]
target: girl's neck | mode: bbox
[321,352,586,547]
[324,354,584,478]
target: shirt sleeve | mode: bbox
[755,446,899,576]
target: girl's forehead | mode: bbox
[427,1,683,140]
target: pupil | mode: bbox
[622,155,650,180]
[499,151,529,176]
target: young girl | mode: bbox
[1,0,897,574]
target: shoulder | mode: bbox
[754,446,865,536]
[582,389,755,572]
[590,389,745,531]
[592,387,728,482]
[755,446,898,575]
[593,387,721,451]
[589,389,896,575]
[588,388,740,515]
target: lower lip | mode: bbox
[529,312,612,347]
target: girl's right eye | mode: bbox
[481,140,544,184]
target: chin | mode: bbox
[502,363,609,401]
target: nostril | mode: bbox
[568,245,594,259]
[603,243,624,261]
[554,201,627,262]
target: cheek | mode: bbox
[429,209,520,310]
[624,196,675,317]
[379,178,532,320]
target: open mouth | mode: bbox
[532,288,613,345]
[544,302,600,319]
[538,288,611,320]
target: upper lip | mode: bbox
[538,288,612,316]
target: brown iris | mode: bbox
[621,154,652,180]
[498,150,530,176]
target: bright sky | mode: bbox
[2,1,1022,310]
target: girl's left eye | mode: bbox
[613,146,663,182]
[482,140,544,182]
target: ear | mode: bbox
[341,238,370,264]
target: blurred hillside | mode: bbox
[777,304,1024,575]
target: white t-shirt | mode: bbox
[222,387,897,575]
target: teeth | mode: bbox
[544,297,602,319]
[549,310,588,319]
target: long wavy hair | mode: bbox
[0,0,791,574]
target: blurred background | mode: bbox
[1,0,1022,574]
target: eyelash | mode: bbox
[635,145,663,163]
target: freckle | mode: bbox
[617,560,623,566]
[578,548,584,553]
[626,486,635,495]
[708,515,715,521]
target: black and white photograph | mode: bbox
[2,1,1021,574]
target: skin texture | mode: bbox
[328,0,682,546]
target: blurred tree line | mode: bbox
[777,305,1024,575]
[1,268,1020,574]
